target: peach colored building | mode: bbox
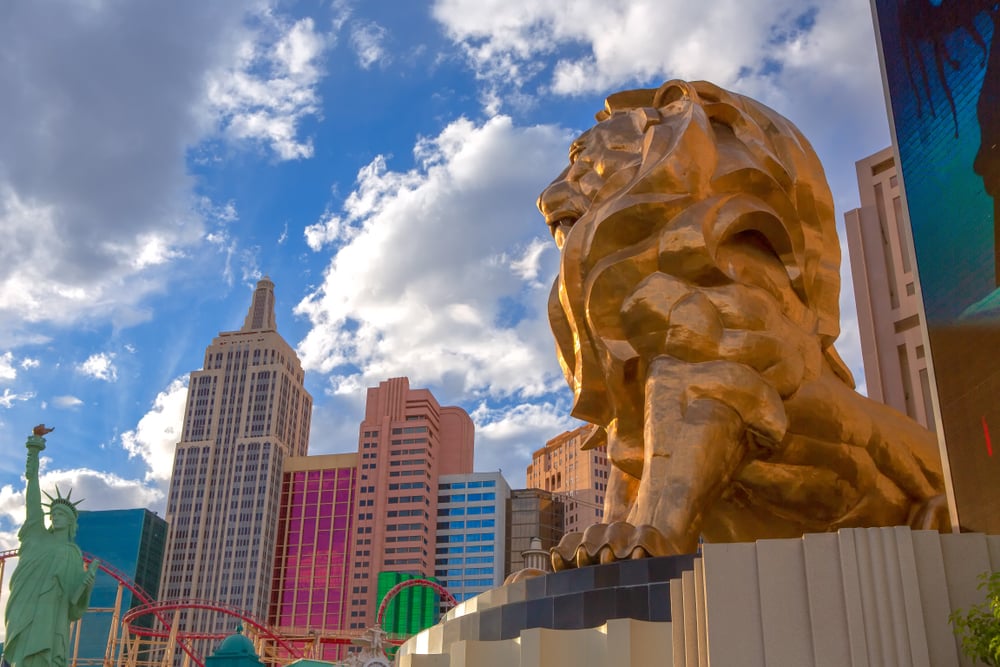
[160,277,312,650]
[844,148,935,430]
[525,426,609,534]
[346,377,474,631]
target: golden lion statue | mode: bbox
[538,80,948,567]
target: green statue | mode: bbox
[2,425,100,667]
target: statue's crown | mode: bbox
[44,485,83,518]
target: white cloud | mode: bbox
[0,352,14,381]
[295,115,574,401]
[0,468,164,528]
[472,401,581,487]
[53,396,83,409]
[509,238,550,285]
[350,21,389,69]
[304,210,346,251]
[0,3,336,346]
[20,357,39,370]
[77,352,118,382]
[434,0,811,95]
[206,16,330,160]
[120,377,188,482]
[0,388,34,408]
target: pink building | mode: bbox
[269,453,357,661]
[347,377,474,631]
[844,148,936,430]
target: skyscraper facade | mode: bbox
[346,377,474,631]
[75,509,167,663]
[435,472,510,602]
[525,426,609,534]
[160,278,312,646]
[844,148,935,430]
[506,489,564,576]
[269,453,357,661]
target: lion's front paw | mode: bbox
[550,522,671,571]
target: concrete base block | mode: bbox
[396,528,994,667]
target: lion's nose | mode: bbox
[537,178,587,226]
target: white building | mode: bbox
[434,472,511,602]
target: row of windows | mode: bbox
[438,492,496,503]
[388,469,429,478]
[391,447,426,456]
[390,482,431,491]
[435,555,494,565]
[435,567,494,577]
[386,523,425,532]
[441,578,495,588]
[437,506,494,516]
[436,519,495,530]
[388,495,428,504]
[436,544,495,554]
[439,480,497,490]
[437,532,494,543]
[389,458,427,466]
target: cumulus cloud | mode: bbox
[20,357,39,370]
[0,2,334,345]
[121,377,188,482]
[77,352,118,382]
[206,15,331,160]
[296,115,574,402]
[0,468,164,527]
[350,21,390,69]
[433,0,828,96]
[471,401,581,487]
[304,210,347,251]
[0,352,14,381]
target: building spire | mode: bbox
[242,276,277,331]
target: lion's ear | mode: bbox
[653,80,696,108]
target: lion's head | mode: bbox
[539,79,851,428]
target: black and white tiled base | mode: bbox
[443,553,696,642]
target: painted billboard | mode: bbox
[872,0,1000,532]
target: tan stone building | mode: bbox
[161,277,312,651]
[525,426,609,534]
[844,147,935,430]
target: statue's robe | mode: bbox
[4,517,90,667]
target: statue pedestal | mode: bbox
[397,527,999,667]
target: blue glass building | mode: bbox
[434,472,510,603]
[75,508,167,662]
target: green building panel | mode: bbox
[375,572,441,637]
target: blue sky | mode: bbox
[0,0,892,605]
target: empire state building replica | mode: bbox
[160,277,312,645]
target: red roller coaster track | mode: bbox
[0,549,277,667]
[0,550,459,665]
[376,578,458,627]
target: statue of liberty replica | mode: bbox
[3,425,100,667]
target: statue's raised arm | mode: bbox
[21,424,52,535]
